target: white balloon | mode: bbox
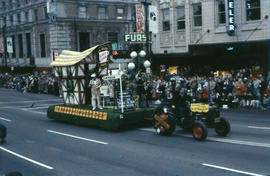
[143,60,151,68]
[128,62,135,70]
[130,51,138,59]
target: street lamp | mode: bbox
[129,50,147,72]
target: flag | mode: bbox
[7,37,13,53]
[149,5,158,34]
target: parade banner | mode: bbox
[7,37,13,53]
[149,5,158,34]
[136,4,145,33]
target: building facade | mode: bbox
[151,0,270,73]
[0,0,139,69]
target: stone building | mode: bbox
[151,0,270,74]
[0,0,139,70]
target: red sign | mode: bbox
[136,4,145,33]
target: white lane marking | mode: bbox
[248,126,270,130]
[21,107,49,110]
[19,109,47,115]
[48,130,108,145]
[138,128,270,148]
[0,146,54,170]
[202,163,265,176]
[0,116,11,122]
[0,99,62,104]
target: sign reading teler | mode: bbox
[125,33,147,43]
[226,0,235,36]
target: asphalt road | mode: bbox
[0,88,270,176]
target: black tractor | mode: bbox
[153,100,231,140]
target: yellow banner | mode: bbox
[190,103,209,113]
[54,106,107,120]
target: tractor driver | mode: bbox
[173,88,189,118]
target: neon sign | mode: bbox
[227,0,235,36]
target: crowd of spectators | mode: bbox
[128,67,270,110]
[1,66,270,110]
[0,72,60,96]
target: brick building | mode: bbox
[151,0,270,74]
[0,0,138,70]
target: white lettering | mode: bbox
[229,25,234,31]
[229,17,234,23]
[229,2,234,8]
[137,34,142,41]
[229,9,234,16]
[125,35,130,42]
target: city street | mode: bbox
[0,88,270,176]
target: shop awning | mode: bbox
[50,45,99,67]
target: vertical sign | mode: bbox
[149,5,158,34]
[226,0,235,36]
[136,4,145,33]
[0,37,4,53]
[7,37,13,53]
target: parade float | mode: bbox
[47,43,154,131]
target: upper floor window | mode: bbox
[98,7,107,19]
[78,6,86,18]
[246,0,261,21]
[176,6,185,30]
[193,3,202,27]
[3,17,7,26]
[116,8,124,19]
[217,0,225,24]
[25,11,29,22]
[2,1,6,10]
[17,13,21,24]
[44,6,49,19]
[108,32,118,43]
[162,9,170,31]
[34,9,38,21]
[10,15,13,25]
[9,0,12,8]
[16,0,20,7]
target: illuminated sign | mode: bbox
[125,33,147,43]
[226,0,235,36]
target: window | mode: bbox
[78,6,86,18]
[217,0,225,24]
[18,34,23,58]
[11,35,16,58]
[193,3,202,27]
[40,34,46,57]
[9,0,12,8]
[246,0,261,21]
[98,7,106,19]
[2,1,6,10]
[17,14,21,24]
[16,0,20,7]
[162,9,170,31]
[10,16,13,26]
[176,6,185,30]
[25,11,29,22]
[26,33,31,57]
[79,32,90,52]
[116,8,124,19]
[108,32,118,43]
[44,6,48,19]
[3,17,6,26]
[34,9,38,21]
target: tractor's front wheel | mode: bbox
[153,110,176,136]
[192,121,208,141]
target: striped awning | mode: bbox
[50,45,99,67]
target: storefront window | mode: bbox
[246,0,261,21]
[193,3,202,27]
[177,6,185,30]
[217,0,225,24]
[162,9,170,31]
